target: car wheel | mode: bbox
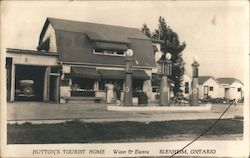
[23,87,33,95]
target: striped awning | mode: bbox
[98,69,125,79]
[133,70,150,80]
[71,67,100,79]
[98,69,150,80]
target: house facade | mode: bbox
[198,76,220,99]
[6,18,157,103]
[217,78,244,100]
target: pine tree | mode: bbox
[152,16,186,98]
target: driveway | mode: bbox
[7,102,243,123]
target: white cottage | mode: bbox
[198,76,220,99]
[217,78,244,100]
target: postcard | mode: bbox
[0,0,249,157]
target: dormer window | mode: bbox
[86,32,130,57]
[91,41,128,56]
[93,49,125,56]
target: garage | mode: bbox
[15,65,46,101]
[6,48,59,102]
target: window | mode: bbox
[152,87,159,93]
[210,86,213,91]
[93,49,125,56]
[133,79,144,91]
[99,80,106,90]
[71,78,94,90]
[184,82,189,94]
[238,88,241,92]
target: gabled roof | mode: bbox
[217,78,243,85]
[38,18,156,68]
[39,17,150,44]
[198,76,218,85]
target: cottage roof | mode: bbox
[198,76,218,85]
[216,78,243,85]
[39,18,156,68]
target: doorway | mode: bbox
[15,65,46,101]
[204,86,209,99]
[49,75,60,102]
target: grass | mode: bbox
[7,119,243,144]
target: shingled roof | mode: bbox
[40,18,149,43]
[38,18,156,68]
[198,76,218,85]
[217,78,243,85]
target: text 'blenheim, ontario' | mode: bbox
[160,149,188,155]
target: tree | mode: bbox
[141,23,152,38]
[142,16,186,98]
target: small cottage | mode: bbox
[217,78,244,100]
[198,76,220,99]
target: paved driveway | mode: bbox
[7,102,243,123]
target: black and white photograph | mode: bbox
[0,0,249,157]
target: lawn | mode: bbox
[7,119,243,144]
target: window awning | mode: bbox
[71,67,100,79]
[86,32,131,44]
[92,42,128,51]
[133,70,150,80]
[98,69,150,80]
[98,69,125,80]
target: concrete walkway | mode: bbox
[7,102,243,124]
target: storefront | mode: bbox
[59,65,151,103]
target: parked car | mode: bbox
[16,80,35,97]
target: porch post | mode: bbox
[10,64,15,102]
[55,75,60,103]
[43,67,50,102]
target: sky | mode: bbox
[1,0,248,81]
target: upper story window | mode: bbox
[93,49,125,56]
[91,40,128,56]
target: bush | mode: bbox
[199,97,229,104]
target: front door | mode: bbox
[204,86,209,99]
[225,88,230,99]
